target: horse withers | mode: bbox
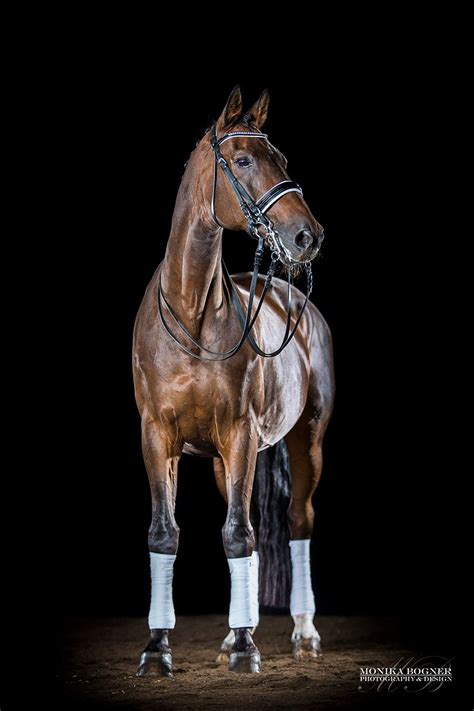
[132,86,335,675]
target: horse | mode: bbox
[132,86,335,676]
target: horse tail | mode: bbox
[252,439,291,609]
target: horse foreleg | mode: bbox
[213,455,259,664]
[285,414,328,660]
[136,415,181,678]
[219,429,261,673]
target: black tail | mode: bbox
[252,439,291,609]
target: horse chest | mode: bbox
[158,369,234,437]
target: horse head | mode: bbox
[206,85,324,265]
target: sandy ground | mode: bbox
[60,615,455,710]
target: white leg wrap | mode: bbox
[148,552,176,630]
[289,539,315,616]
[227,552,259,629]
[250,550,259,625]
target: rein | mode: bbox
[158,124,314,361]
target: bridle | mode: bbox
[210,125,304,265]
[158,123,317,361]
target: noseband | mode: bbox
[158,123,316,361]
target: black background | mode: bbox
[63,51,457,657]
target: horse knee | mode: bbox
[148,518,180,555]
[222,513,255,558]
[287,500,314,540]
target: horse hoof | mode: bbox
[136,651,173,677]
[292,635,322,660]
[229,650,261,673]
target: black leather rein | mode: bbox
[157,124,313,361]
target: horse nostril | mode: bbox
[294,229,314,251]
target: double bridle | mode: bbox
[210,125,304,265]
[158,124,316,361]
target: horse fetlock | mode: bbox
[137,631,173,677]
[291,614,322,659]
[217,625,260,664]
[292,613,319,639]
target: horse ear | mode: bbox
[216,85,243,131]
[244,89,270,129]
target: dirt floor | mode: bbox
[60,615,456,710]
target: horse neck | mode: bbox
[161,151,224,331]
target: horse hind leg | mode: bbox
[136,416,181,678]
[285,412,330,660]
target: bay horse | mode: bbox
[133,86,335,675]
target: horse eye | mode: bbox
[235,157,252,168]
